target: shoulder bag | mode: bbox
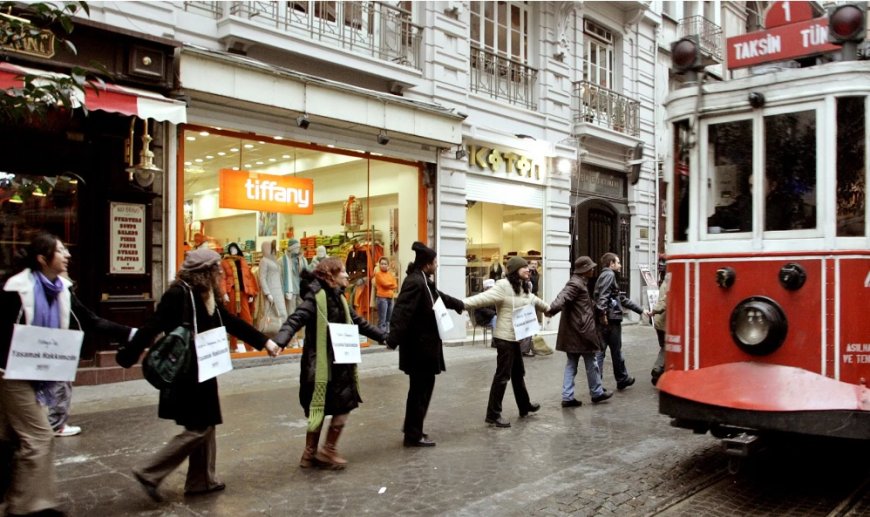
[143,283,197,390]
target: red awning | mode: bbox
[0,62,186,124]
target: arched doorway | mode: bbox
[570,199,630,293]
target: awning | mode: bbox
[0,62,187,124]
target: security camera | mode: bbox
[296,114,310,129]
[455,148,467,160]
[377,130,390,145]
[748,92,765,109]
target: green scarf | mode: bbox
[309,288,355,432]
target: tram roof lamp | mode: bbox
[296,114,310,129]
[670,35,703,73]
[827,4,866,43]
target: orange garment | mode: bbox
[221,255,259,351]
[374,270,397,298]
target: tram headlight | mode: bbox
[729,297,788,356]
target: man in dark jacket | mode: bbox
[546,256,614,406]
[387,242,463,448]
[593,252,647,391]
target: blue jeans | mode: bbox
[596,322,631,383]
[376,297,393,334]
[562,352,604,400]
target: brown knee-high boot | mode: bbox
[314,424,347,470]
[300,430,321,468]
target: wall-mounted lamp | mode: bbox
[125,117,161,188]
[296,113,310,129]
[377,130,390,145]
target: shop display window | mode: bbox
[181,126,420,350]
[465,200,542,296]
[0,172,80,279]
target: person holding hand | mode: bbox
[273,257,384,469]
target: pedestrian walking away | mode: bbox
[0,232,134,517]
[462,256,550,428]
[274,257,385,469]
[545,256,613,407]
[387,242,464,448]
[593,252,648,391]
[116,248,279,501]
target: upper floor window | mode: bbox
[745,1,763,32]
[583,19,614,90]
[470,1,530,63]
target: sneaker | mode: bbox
[616,377,636,390]
[591,391,614,404]
[561,399,583,408]
[54,425,81,437]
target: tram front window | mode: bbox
[764,110,817,232]
[706,120,753,234]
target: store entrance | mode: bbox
[571,199,630,293]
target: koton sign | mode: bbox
[219,169,314,214]
[727,17,841,69]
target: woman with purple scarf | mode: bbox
[0,233,133,517]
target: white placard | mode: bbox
[195,326,233,382]
[432,296,454,339]
[110,202,146,275]
[646,288,660,313]
[4,324,84,381]
[328,323,361,364]
[512,304,540,341]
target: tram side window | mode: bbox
[706,120,753,233]
[673,120,690,242]
[837,97,865,236]
[764,111,817,231]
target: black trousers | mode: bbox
[403,373,436,441]
[487,338,532,420]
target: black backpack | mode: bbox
[142,283,196,390]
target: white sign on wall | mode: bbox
[110,202,145,274]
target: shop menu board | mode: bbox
[109,202,146,274]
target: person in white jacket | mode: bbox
[462,256,549,428]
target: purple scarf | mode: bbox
[31,271,63,406]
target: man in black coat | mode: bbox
[387,242,463,447]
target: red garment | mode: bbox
[221,256,259,351]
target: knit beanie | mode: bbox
[506,256,528,276]
[182,248,221,272]
[412,241,437,266]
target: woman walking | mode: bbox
[462,256,550,428]
[274,257,385,469]
[1,233,133,516]
[116,248,279,501]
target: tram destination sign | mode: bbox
[726,16,840,69]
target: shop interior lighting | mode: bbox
[9,194,23,204]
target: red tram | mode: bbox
[657,4,870,442]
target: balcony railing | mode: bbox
[573,80,641,137]
[183,1,422,70]
[469,45,537,110]
[678,15,723,62]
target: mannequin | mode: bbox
[341,195,364,231]
[259,239,288,323]
[222,242,259,351]
[307,245,328,271]
[281,237,309,315]
[488,253,504,280]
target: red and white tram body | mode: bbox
[658,60,870,441]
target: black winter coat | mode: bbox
[117,284,269,428]
[274,279,384,416]
[593,268,643,322]
[387,268,464,375]
[548,274,601,354]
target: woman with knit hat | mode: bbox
[117,248,280,501]
[462,256,550,428]
[387,241,464,447]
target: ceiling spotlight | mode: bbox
[455,147,467,160]
[377,130,390,145]
[296,114,310,129]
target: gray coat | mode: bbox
[548,273,602,354]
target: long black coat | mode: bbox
[548,274,601,354]
[117,283,269,428]
[387,267,464,375]
[274,279,384,416]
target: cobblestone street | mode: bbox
[31,325,870,515]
